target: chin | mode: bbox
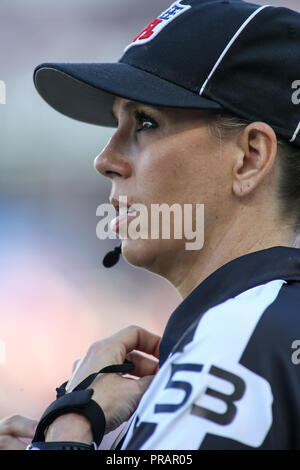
[120,237,181,276]
[121,237,158,270]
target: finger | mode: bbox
[126,351,159,377]
[111,326,161,359]
[67,327,161,393]
[137,375,154,393]
[0,434,29,450]
[0,415,37,438]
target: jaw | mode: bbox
[121,237,195,281]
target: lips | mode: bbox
[109,196,137,233]
[110,196,133,214]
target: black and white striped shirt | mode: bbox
[120,246,300,450]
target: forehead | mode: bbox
[112,96,213,124]
[112,97,137,118]
[112,97,161,117]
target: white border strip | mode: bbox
[290,121,300,143]
[199,5,270,96]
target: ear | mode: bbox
[232,122,278,197]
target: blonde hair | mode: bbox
[206,111,300,231]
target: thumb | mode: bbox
[137,375,154,393]
[0,415,38,438]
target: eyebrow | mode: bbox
[111,100,158,122]
[112,100,136,122]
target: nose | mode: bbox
[94,134,132,180]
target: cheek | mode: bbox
[135,147,184,203]
[135,134,223,205]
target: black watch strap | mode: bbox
[56,359,134,398]
[32,389,106,447]
[27,441,97,450]
[32,360,135,449]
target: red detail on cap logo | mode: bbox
[132,19,163,42]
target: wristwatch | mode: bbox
[27,360,134,450]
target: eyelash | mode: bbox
[135,111,158,133]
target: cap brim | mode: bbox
[34,62,223,127]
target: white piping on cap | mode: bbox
[199,5,271,96]
[290,121,300,143]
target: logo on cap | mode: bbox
[124,1,191,52]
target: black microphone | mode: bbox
[102,244,122,268]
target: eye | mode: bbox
[135,110,158,133]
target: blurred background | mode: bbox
[0,0,299,440]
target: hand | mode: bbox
[0,415,37,450]
[46,325,161,442]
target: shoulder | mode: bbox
[195,279,300,355]
[239,280,300,363]
[182,278,300,386]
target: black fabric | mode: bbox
[120,0,257,93]
[33,0,300,147]
[198,279,300,449]
[122,246,300,450]
[32,389,106,447]
[73,360,135,391]
[205,6,300,145]
[33,63,222,127]
[159,246,300,365]
[34,360,134,449]
[28,441,96,450]
[56,359,134,398]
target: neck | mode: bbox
[167,210,298,300]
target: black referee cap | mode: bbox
[34,0,300,146]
